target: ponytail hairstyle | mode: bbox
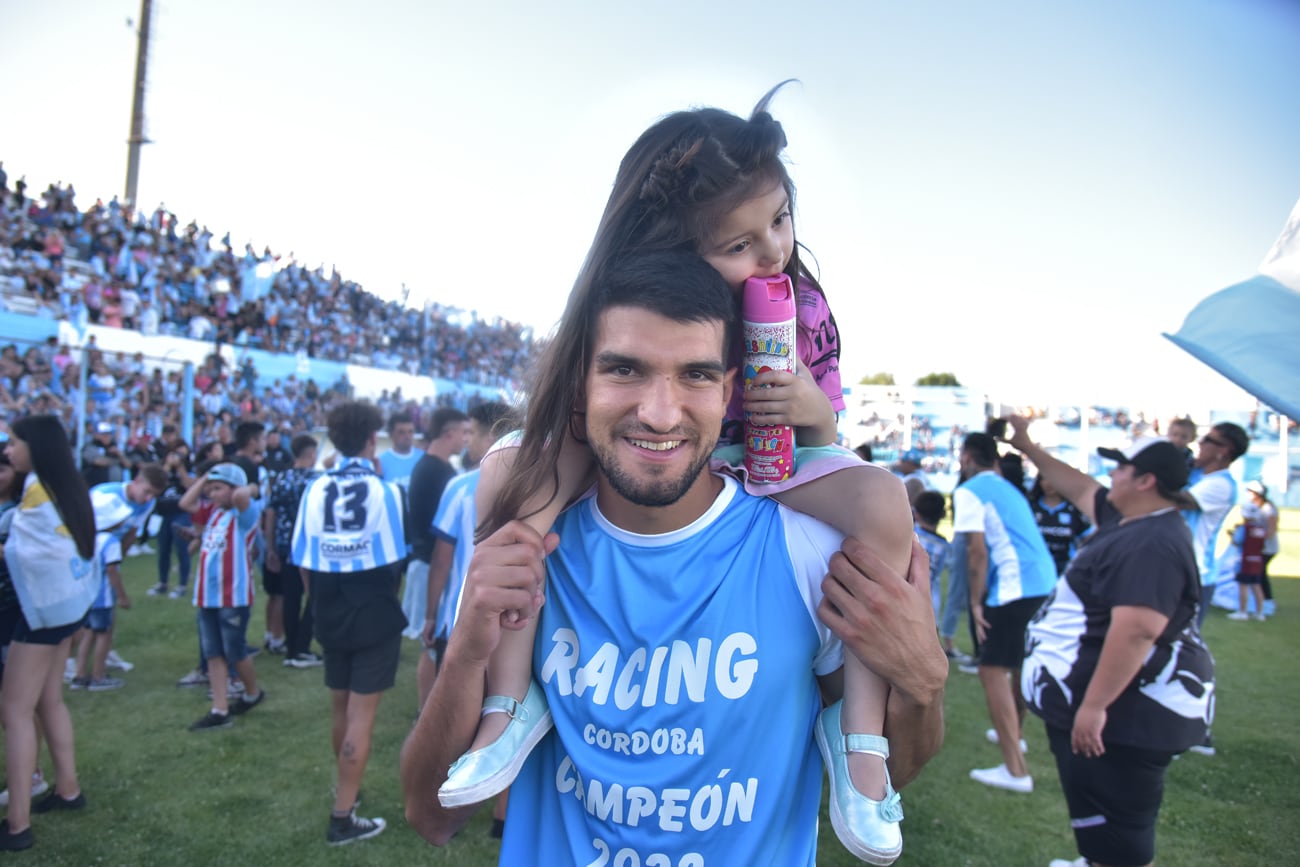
[11,415,95,559]
[481,82,831,538]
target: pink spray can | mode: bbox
[741,274,797,483]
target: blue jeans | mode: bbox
[156,513,192,589]
[197,606,251,664]
[940,532,970,641]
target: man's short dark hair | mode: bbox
[327,401,384,457]
[468,401,516,440]
[134,462,167,492]
[913,490,946,525]
[1212,422,1249,460]
[427,407,468,441]
[588,251,737,361]
[388,410,413,433]
[962,432,999,469]
[234,421,265,452]
[290,433,318,459]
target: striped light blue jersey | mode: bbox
[430,469,480,638]
[291,457,406,573]
[1182,467,1237,585]
[952,471,1056,606]
[91,531,123,609]
[503,476,844,867]
[193,501,262,609]
[91,482,154,540]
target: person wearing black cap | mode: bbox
[1002,416,1214,867]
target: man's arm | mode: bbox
[1071,605,1168,758]
[1004,415,1102,523]
[178,470,207,514]
[820,536,948,788]
[965,531,990,642]
[262,503,280,571]
[401,521,556,844]
[423,537,455,643]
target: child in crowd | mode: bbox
[439,84,912,864]
[179,462,265,730]
[1228,502,1269,621]
[912,491,950,619]
[70,491,134,690]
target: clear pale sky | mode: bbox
[4,0,1298,414]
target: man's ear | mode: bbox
[722,367,738,406]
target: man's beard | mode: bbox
[590,433,713,508]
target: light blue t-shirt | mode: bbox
[952,470,1056,606]
[1182,467,1237,586]
[378,448,422,491]
[503,476,843,867]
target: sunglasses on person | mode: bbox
[1201,434,1228,447]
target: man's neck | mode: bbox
[596,472,724,536]
[1119,495,1177,522]
[426,440,455,461]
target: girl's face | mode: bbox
[700,183,793,292]
[6,437,31,474]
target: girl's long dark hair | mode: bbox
[12,415,95,559]
[481,81,830,538]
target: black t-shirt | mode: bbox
[406,454,456,562]
[1023,489,1214,753]
[310,564,406,651]
[1032,497,1091,576]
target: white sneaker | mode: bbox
[64,657,78,683]
[1048,858,1089,867]
[0,774,50,806]
[1226,611,1250,621]
[105,649,134,671]
[1252,612,1267,622]
[970,763,1033,793]
[986,728,1028,753]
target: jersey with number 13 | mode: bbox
[290,456,407,574]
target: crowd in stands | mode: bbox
[0,163,539,387]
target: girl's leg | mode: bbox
[470,435,592,751]
[35,637,80,799]
[1,641,56,832]
[840,653,890,798]
[1238,583,1249,613]
[774,464,913,800]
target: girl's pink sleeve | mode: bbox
[797,288,845,412]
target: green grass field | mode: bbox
[11,510,1300,865]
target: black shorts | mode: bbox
[981,595,1046,668]
[323,630,402,695]
[12,610,87,646]
[313,567,405,694]
[1236,570,1263,586]
[1047,725,1173,867]
[262,564,284,596]
[0,605,21,683]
